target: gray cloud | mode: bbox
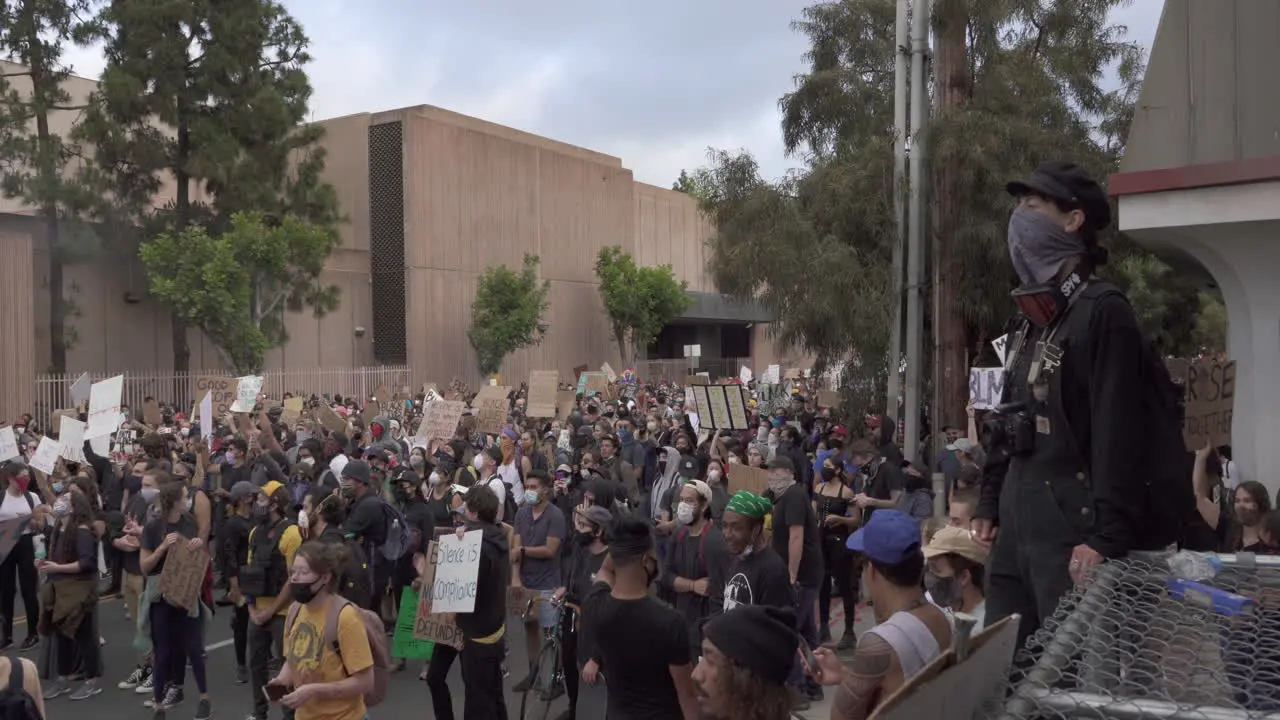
[62,0,1162,187]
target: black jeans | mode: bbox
[232,604,249,667]
[250,615,291,720]
[425,643,458,720]
[0,534,39,642]
[460,638,508,720]
[561,612,580,714]
[55,600,100,679]
[149,601,205,700]
[819,534,857,633]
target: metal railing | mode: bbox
[32,365,413,428]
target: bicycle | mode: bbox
[518,594,577,720]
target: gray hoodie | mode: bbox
[649,447,682,523]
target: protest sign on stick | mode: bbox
[1183,358,1235,450]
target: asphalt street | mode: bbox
[29,595,864,719]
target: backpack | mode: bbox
[1063,282,1197,552]
[0,657,39,720]
[675,525,711,577]
[375,501,413,562]
[336,533,374,609]
[241,519,295,598]
[286,598,389,707]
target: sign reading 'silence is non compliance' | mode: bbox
[413,539,465,650]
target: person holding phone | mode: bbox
[269,541,374,720]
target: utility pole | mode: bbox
[903,0,931,466]
[885,0,910,424]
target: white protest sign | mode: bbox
[199,392,213,442]
[991,334,1009,367]
[231,376,264,413]
[968,368,1006,411]
[0,427,17,463]
[86,374,123,439]
[58,416,88,463]
[69,372,91,407]
[29,437,59,474]
[740,366,753,384]
[428,530,483,614]
[89,433,110,459]
[762,365,781,384]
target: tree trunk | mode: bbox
[26,20,66,373]
[172,116,192,373]
[932,0,971,428]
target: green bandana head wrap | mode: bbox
[726,490,772,520]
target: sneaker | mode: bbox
[43,681,69,700]
[119,666,147,690]
[193,698,211,720]
[234,664,248,684]
[136,673,155,694]
[19,636,38,652]
[144,685,183,709]
[70,680,102,701]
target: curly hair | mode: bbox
[712,658,792,720]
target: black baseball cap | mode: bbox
[1006,161,1111,231]
[766,455,795,473]
[677,455,699,479]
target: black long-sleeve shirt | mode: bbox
[977,292,1146,558]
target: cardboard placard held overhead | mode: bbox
[1182,358,1235,450]
[601,363,617,383]
[282,397,304,424]
[728,463,769,496]
[194,375,237,417]
[555,391,578,421]
[526,371,559,418]
[689,385,751,430]
[474,386,510,435]
[419,401,466,440]
[316,404,347,434]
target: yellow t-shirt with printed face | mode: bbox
[286,602,374,720]
[249,524,303,616]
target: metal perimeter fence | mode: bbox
[32,366,413,428]
[989,552,1280,720]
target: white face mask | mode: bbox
[647,422,659,433]
[473,454,486,472]
[428,472,441,486]
[707,469,722,484]
[300,457,315,467]
[676,502,694,525]
[297,509,310,530]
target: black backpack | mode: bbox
[0,657,39,720]
[1065,282,1197,552]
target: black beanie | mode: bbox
[703,605,799,685]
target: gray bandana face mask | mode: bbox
[1007,205,1086,287]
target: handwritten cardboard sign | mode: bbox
[420,400,465,440]
[315,404,347,435]
[473,386,510,435]
[1183,359,1235,450]
[413,540,464,649]
[194,375,237,417]
[728,463,769,496]
[689,385,750,430]
[526,371,559,418]
[430,530,482,614]
[555,391,578,422]
[143,399,163,426]
[968,368,1006,411]
[157,541,210,613]
[231,375,263,413]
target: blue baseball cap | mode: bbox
[847,510,922,564]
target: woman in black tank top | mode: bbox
[814,457,859,648]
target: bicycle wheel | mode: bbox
[519,639,563,720]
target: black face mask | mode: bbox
[124,475,143,493]
[291,579,323,604]
[252,505,270,524]
[821,468,836,482]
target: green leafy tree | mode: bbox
[468,254,551,376]
[672,168,713,203]
[139,211,339,373]
[0,0,103,371]
[595,246,693,366]
[75,0,337,372]
[696,0,1205,424]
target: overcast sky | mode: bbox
[62,0,1161,188]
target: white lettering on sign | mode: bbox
[968,368,1006,411]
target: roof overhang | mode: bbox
[675,291,774,324]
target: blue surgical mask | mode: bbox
[51,482,64,494]
[140,487,159,503]
[524,489,540,505]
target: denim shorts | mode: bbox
[533,589,557,630]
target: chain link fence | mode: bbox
[990,552,1280,719]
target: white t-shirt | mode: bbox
[498,462,525,507]
[486,475,507,522]
[0,491,41,535]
